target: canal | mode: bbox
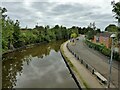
[2,40,78,88]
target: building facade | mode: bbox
[93,32,112,48]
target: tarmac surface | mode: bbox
[67,35,119,88]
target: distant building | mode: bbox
[93,32,112,48]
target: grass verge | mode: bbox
[60,41,90,89]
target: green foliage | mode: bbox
[101,48,111,57]
[1,7,79,53]
[117,32,120,40]
[70,33,77,38]
[85,39,120,61]
[2,7,22,51]
[112,1,120,23]
[105,24,118,32]
[1,7,99,53]
[78,22,101,35]
[86,30,94,40]
[13,20,21,48]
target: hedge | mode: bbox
[85,39,120,61]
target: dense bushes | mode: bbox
[85,39,120,61]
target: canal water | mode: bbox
[2,40,77,88]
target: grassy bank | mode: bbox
[60,41,90,89]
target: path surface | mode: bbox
[61,41,104,88]
[67,35,119,88]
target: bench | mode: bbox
[94,72,107,84]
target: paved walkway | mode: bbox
[61,41,104,88]
[67,35,119,88]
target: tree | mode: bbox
[6,17,14,49]
[105,24,118,32]
[86,30,94,40]
[1,7,7,19]
[112,1,120,52]
[71,33,77,38]
[13,20,21,48]
[1,8,14,50]
[112,1,120,27]
[95,28,101,33]
[1,7,8,50]
[54,25,59,29]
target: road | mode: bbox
[68,35,119,88]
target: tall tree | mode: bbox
[13,20,21,48]
[112,1,120,53]
[1,7,7,19]
[112,1,120,27]
[105,24,118,32]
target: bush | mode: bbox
[101,48,111,57]
[85,39,120,62]
[113,52,120,61]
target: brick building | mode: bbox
[93,32,112,48]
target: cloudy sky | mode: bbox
[1,0,119,30]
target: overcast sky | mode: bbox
[1,0,119,30]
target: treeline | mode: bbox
[78,22,101,40]
[20,25,79,44]
[1,7,102,52]
[1,7,80,52]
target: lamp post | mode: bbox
[108,34,116,88]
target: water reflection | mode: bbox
[2,40,77,88]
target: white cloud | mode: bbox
[1,0,120,30]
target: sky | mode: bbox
[1,0,119,30]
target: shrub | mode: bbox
[113,52,120,61]
[85,39,120,62]
[101,48,111,57]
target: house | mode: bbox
[93,32,112,48]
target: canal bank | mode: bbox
[2,41,48,55]
[60,40,104,88]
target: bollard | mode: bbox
[81,60,83,64]
[92,69,95,74]
[72,52,74,55]
[73,52,74,55]
[77,56,79,60]
[86,64,88,69]
[78,57,80,60]
[75,53,76,57]
[83,61,85,66]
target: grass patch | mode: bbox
[60,42,90,89]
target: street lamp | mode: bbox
[108,33,116,88]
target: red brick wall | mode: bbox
[93,36,111,48]
[99,36,111,48]
[93,36,96,43]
